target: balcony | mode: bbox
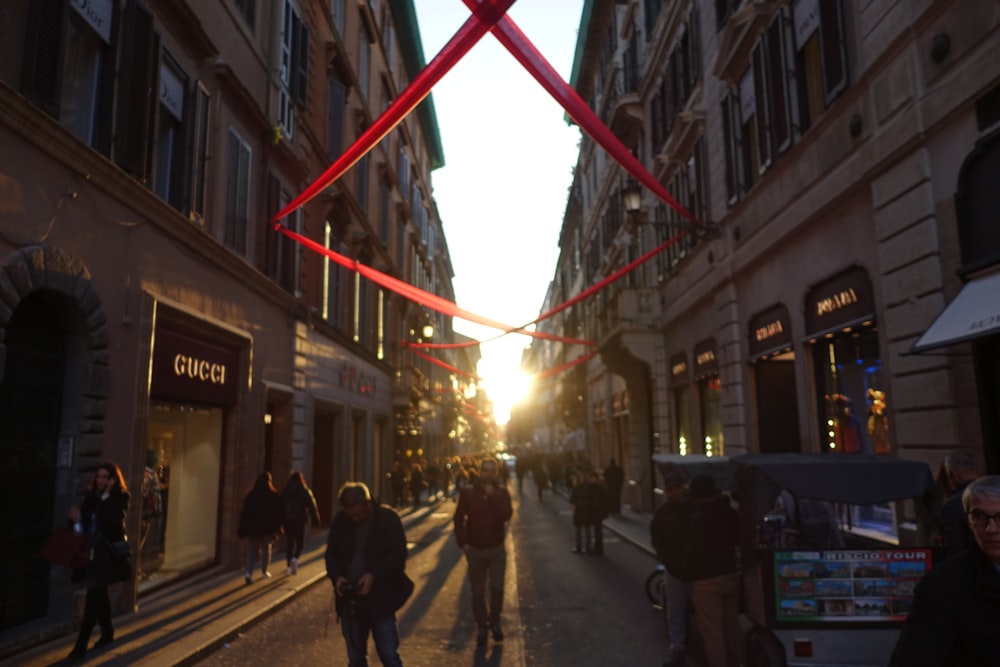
[604,62,643,147]
[596,285,659,344]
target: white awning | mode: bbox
[910,272,1000,353]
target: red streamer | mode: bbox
[272,0,518,223]
[276,226,596,346]
[535,350,598,380]
[460,0,700,226]
[408,345,480,381]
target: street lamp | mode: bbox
[623,180,643,215]
[421,322,435,340]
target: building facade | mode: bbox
[0,0,461,648]
[520,0,1000,521]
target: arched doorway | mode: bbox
[0,291,70,630]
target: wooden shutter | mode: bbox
[114,1,155,179]
[21,0,66,117]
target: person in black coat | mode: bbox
[280,471,321,575]
[650,475,693,666]
[68,462,130,661]
[238,472,283,584]
[890,474,1000,666]
[604,458,625,515]
[684,474,741,667]
[326,482,414,667]
[570,470,596,554]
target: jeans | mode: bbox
[342,610,403,667]
[665,571,690,659]
[244,537,271,576]
[691,572,742,667]
[465,544,506,628]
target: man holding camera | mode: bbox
[326,482,414,666]
[454,457,514,645]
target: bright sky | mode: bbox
[413,1,585,425]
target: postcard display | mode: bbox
[773,549,932,622]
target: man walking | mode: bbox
[604,458,625,515]
[454,458,514,645]
[650,474,693,667]
[326,482,414,666]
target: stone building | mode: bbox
[521,0,1000,519]
[0,0,458,648]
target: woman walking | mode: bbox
[68,462,130,661]
[280,471,320,575]
[238,472,283,584]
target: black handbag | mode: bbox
[105,537,133,583]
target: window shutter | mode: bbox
[92,4,121,157]
[819,0,847,104]
[264,174,282,276]
[21,0,66,117]
[327,78,345,159]
[294,16,309,106]
[114,1,156,179]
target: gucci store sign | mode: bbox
[151,327,241,405]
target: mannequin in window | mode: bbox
[830,394,872,454]
[867,388,890,454]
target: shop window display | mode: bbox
[673,385,692,455]
[139,403,223,591]
[813,329,896,541]
[699,375,724,457]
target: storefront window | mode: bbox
[813,328,896,541]
[673,386,692,455]
[699,375,724,456]
[139,402,223,591]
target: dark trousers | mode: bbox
[75,585,112,650]
[286,522,306,562]
[593,521,604,554]
[465,544,506,628]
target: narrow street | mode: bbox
[198,483,668,666]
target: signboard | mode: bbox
[748,304,793,359]
[151,327,241,405]
[773,549,931,623]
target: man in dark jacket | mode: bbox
[454,458,514,644]
[890,474,1000,666]
[604,458,625,515]
[326,482,414,667]
[649,475,693,667]
[684,474,741,667]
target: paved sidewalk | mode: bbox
[4,491,656,667]
[2,499,446,667]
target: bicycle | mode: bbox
[645,564,670,639]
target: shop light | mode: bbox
[263,413,272,425]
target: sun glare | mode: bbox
[482,364,536,425]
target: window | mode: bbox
[23,0,117,155]
[323,230,349,328]
[721,91,741,203]
[224,129,251,255]
[381,9,395,73]
[271,189,302,296]
[154,56,188,212]
[328,77,346,159]
[792,0,847,131]
[331,0,345,36]
[279,0,309,140]
[359,36,371,102]
[191,85,211,222]
[356,153,370,213]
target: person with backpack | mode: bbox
[281,471,321,575]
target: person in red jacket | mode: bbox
[453,458,513,645]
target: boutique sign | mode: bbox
[748,304,793,359]
[151,327,241,405]
[805,266,875,338]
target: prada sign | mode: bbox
[748,304,793,359]
[670,353,689,385]
[151,327,240,405]
[805,266,875,338]
[693,338,719,377]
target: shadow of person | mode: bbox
[472,642,503,666]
